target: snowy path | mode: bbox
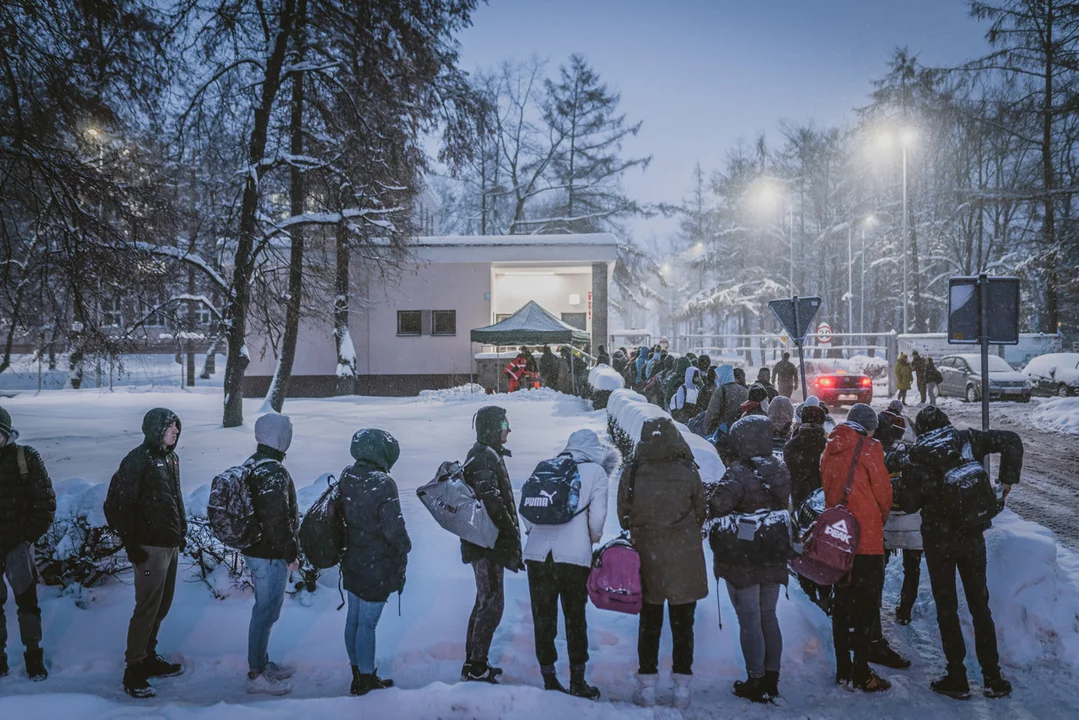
[0,389,1078,718]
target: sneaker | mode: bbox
[247,671,292,696]
[895,606,912,626]
[733,676,769,703]
[143,653,184,678]
[24,647,47,681]
[633,674,657,708]
[853,667,891,693]
[464,661,502,684]
[460,661,472,682]
[263,661,294,681]
[123,665,155,699]
[983,674,1012,699]
[868,641,911,669]
[930,672,971,700]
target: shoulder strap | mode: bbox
[842,436,867,505]
[17,446,29,480]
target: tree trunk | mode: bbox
[266,0,307,414]
[334,216,356,396]
[222,0,296,427]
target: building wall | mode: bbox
[493,270,593,331]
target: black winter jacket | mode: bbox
[0,442,56,555]
[243,445,300,563]
[340,434,411,603]
[461,443,522,571]
[110,408,187,548]
[784,422,828,509]
[904,426,1023,548]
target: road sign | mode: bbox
[948,276,1020,345]
[768,296,822,344]
[817,322,833,345]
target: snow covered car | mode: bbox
[938,354,1032,403]
[1022,352,1079,397]
[803,360,873,407]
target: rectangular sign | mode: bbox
[948,276,1020,345]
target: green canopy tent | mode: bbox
[470,300,592,391]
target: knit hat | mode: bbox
[800,405,827,425]
[846,403,879,432]
[0,406,16,442]
[255,413,293,454]
[886,399,904,416]
[915,406,951,436]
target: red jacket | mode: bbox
[821,423,892,555]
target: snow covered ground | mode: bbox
[2,387,1079,719]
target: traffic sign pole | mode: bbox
[794,296,808,402]
[979,274,990,435]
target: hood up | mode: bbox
[350,428,401,472]
[563,429,622,477]
[142,408,181,451]
[729,415,774,460]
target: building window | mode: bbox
[561,312,587,331]
[101,297,123,328]
[433,310,456,336]
[397,310,422,336]
[196,303,213,326]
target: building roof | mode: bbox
[415,233,618,247]
[410,233,619,265]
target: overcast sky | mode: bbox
[455,0,992,242]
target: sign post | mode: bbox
[948,275,1020,439]
[769,296,823,403]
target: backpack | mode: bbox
[207,458,275,551]
[790,436,865,586]
[587,535,642,614]
[103,467,128,533]
[298,474,347,569]
[940,436,998,530]
[518,453,584,525]
[708,467,793,566]
[416,461,499,549]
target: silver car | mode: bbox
[938,354,1032,403]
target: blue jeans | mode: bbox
[245,556,288,672]
[344,592,386,673]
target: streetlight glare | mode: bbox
[901,128,917,147]
[87,127,100,138]
[865,214,876,226]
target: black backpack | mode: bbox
[518,453,584,525]
[940,435,999,530]
[299,475,346,569]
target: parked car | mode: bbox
[803,359,873,407]
[1022,352,1079,397]
[938,354,1032,403]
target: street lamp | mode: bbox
[875,127,916,332]
[861,214,875,336]
[749,178,795,296]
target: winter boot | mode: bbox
[352,672,393,696]
[143,653,184,678]
[24,646,47,681]
[732,676,769,703]
[930,672,971,700]
[633,673,657,707]
[247,670,291,696]
[763,670,780,700]
[541,665,567,693]
[569,663,600,700]
[983,673,1012,699]
[464,661,502,684]
[351,665,362,695]
[672,673,693,711]
[123,664,155,699]
[0,653,8,678]
[853,666,891,693]
[868,640,911,669]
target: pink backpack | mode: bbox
[790,436,865,586]
[588,536,642,614]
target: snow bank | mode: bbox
[848,354,889,380]
[53,479,109,527]
[416,385,579,404]
[588,365,624,392]
[1029,396,1079,436]
[606,388,724,484]
[985,510,1079,667]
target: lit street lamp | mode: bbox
[861,214,875,335]
[749,178,795,296]
[876,128,916,332]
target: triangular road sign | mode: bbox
[768,296,822,344]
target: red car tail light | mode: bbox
[861,377,872,387]
[817,377,835,388]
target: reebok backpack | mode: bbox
[298,475,347,569]
[587,535,642,614]
[940,438,999,530]
[518,453,584,525]
[207,458,274,550]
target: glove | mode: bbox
[126,543,149,566]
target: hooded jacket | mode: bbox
[768,396,795,452]
[894,354,913,391]
[243,416,300,562]
[340,429,412,602]
[523,430,619,568]
[666,357,693,399]
[635,347,649,385]
[820,423,892,555]
[461,406,522,569]
[0,428,56,556]
[707,416,792,588]
[111,408,187,548]
[617,417,708,605]
[784,420,828,509]
[703,365,749,435]
[539,347,560,388]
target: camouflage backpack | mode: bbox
[207,458,275,550]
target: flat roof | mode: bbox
[414,233,618,248]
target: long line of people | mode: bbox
[0,394,1023,708]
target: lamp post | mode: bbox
[847,221,854,338]
[876,128,915,333]
[749,178,795,295]
[861,215,874,336]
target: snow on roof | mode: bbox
[414,233,618,248]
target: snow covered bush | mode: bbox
[34,514,125,591]
[588,365,625,410]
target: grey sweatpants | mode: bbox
[0,543,42,652]
[726,581,783,679]
[126,546,178,666]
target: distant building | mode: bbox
[243,233,618,397]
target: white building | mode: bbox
[244,233,618,396]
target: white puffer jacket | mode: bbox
[523,429,620,568]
